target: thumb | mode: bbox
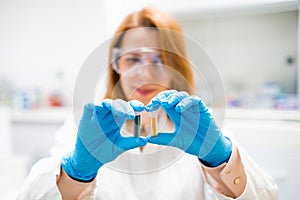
[81,103,95,119]
[147,133,175,146]
[118,137,148,150]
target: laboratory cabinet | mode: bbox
[225,109,300,200]
[0,107,69,199]
[0,106,29,199]
[10,108,70,164]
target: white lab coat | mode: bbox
[17,116,278,200]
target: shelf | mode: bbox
[166,0,300,19]
[9,106,300,124]
[226,108,300,121]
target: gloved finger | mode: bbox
[145,101,160,112]
[81,103,95,120]
[175,96,202,113]
[117,136,148,150]
[145,90,177,111]
[129,100,145,112]
[161,91,189,108]
[100,99,133,119]
[95,99,112,116]
[95,99,120,124]
[95,99,134,129]
[158,101,181,126]
[94,106,116,129]
[147,133,175,146]
[155,89,177,102]
[113,99,136,120]
[93,112,124,141]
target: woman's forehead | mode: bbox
[120,28,160,49]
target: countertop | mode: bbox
[9,107,300,123]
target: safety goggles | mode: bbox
[112,47,164,75]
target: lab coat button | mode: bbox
[225,168,231,174]
[234,177,240,185]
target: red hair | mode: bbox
[104,7,195,99]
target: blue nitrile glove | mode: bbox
[145,90,232,167]
[62,99,147,182]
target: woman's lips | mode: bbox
[136,88,156,96]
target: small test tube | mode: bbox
[133,111,141,137]
[150,110,158,137]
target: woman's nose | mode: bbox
[139,55,153,66]
[135,65,152,79]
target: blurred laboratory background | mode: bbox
[0,0,299,199]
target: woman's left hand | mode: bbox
[146,90,232,167]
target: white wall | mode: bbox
[298,5,300,109]
[0,0,109,106]
[179,11,298,94]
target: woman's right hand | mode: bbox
[61,99,148,182]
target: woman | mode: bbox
[18,7,277,200]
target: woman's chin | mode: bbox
[130,94,153,105]
[128,86,169,104]
[129,90,155,104]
